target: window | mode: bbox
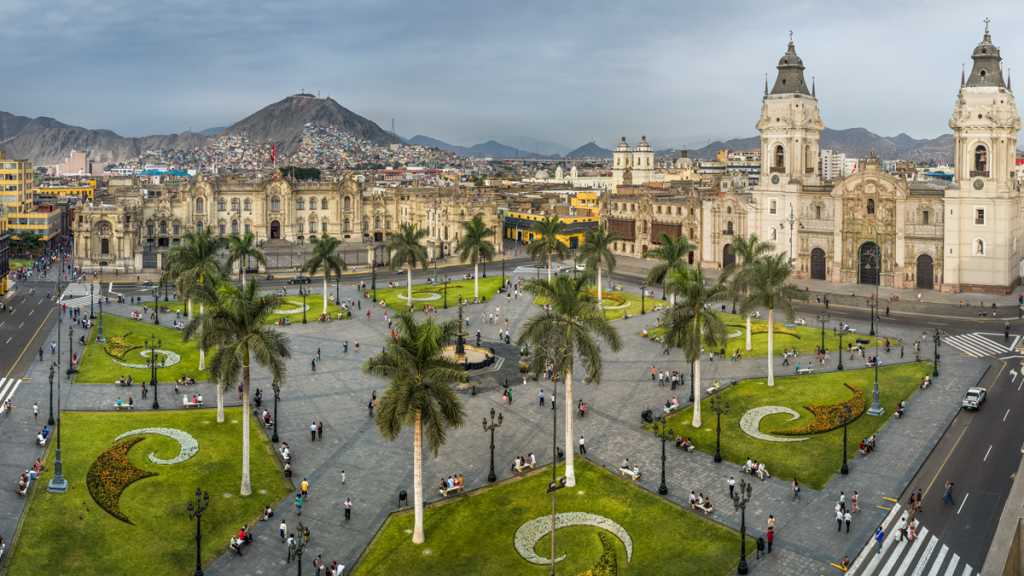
[923,211,929,224]
[344,218,351,232]
[363,220,369,231]
[344,196,351,210]
[160,221,167,234]
[727,206,732,214]
[726,221,734,235]
[975,145,988,172]
[231,199,239,211]
[297,199,304,210]
[309,198,316,210]
[975,208,986,225]
[375,217,381,229]
[322,199,328,210]
[196,198,204,212]
[769,199,778,215]
[173,224,179,235]
[689,227,694,240]
[219,225,225,234]
[196,222,203,233]
[816,206,821,219]
[867,199,875,215]
[775,145,785,169]
[101,238,109,254]
[298,223,304,234]
[218,199,225,211]
[244,224,250,233]
[244,199,251,211]
[271,196,280,211]
[974,238,986,255]
[386,220,392,229]
[232,220,238,234]
[147,224,154,236]
[322,222,328,233]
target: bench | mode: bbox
[114,403,133,410]
[36,436,47,447]
[663,404,679,414]
[515,461,536,473]
[797,368,813,375]
[16,475,32,496]
[706,387,721,394]
[847,328,857,333]
[691,501,713,514]
[279,448,291,463]
[619,467,640,481]
[439,484,463,497]
[183,400,203,408]
[794,319,807,325]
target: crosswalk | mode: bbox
[851,505,974,576]
[943,332,1017,358]
[0,378,24,410]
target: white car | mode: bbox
[962,387,987,410]
[575,263,586,271]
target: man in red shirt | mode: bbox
[766,527,774,554]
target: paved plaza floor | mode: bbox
[0,279,988,575]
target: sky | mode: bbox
[3,0,1024,150]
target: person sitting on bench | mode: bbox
[261,506,273,521]
[36,432,45,446]
[895,405,904,418]
[675,435,684,448]
[757,461,770,480]
[229,536,243,556]
[682,438,694,452]
[859,439,870,455]
[632,464,641,480]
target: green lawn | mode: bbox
[372,276,507,312]
[143,294,347,324]
[649,362,932,490]
[354,459,738,576]
[75,314,210,384]
[7,409,291,576]
[534,288,668,321]
[10,259,33,270]
[638,312,882,358]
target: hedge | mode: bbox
[772,383,866,436]
[86,436,158,524]
[577,532,618,576]
[104,334,138,360]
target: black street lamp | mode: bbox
[152,288,160,325]
[709,392,729,463]
[931,329,941,377]
[292,522,308,575]
[89,283,96,319]
[66,324,75,376]
[733,478,753,575]
[655,416,673,495]
[97,286,106,343]
[816,313,830,353]
[483,407,503,483]
[442,276,450,309]
[501,254,506,289]
[840,404,851,475]
[335,275,340,306]
[837,329,847,371]
[187,487,210,576]
[165,281,169,302]
[48,324,69,493]
[148,335,162,410]
[866,297,875,337]
[47,364,55,426]
[639,282,647,315]
[301,286,308,324]
[371,260,378,302]
[271,385,280,443]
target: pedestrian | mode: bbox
[852,491,859,512]
[579,435,587,455]
[341,470,346,484]
[368,400,374,417]
[728,477,735,498]
[767,514,774,530]
[651,365,656,380]
[345,498,352,520]
[33,403,38,420]
[844,510,852,533]
[314,555,325,576]
[317,421,323,440]
[875,527,885,553]
[301,478,309,498]
[915,488,922,513]
[836,506,843,531]
[280,520,287,542]
[311,422,317,441]
[942,481,955,505]
[287,533,296,562]
[839,491,845,512]
[766,527,774,554]
[295,493,303,515]
[898,516,908,540]
[38,348,43,361]
[539,390,544,406]
[792,479,801,500]
[317,347,321,361]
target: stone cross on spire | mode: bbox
[789,30,793,43]
[984,17,990,31]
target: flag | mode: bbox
[271,144,276,164]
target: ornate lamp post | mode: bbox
[148,335,162,410]
[483,407,503,482]
[655,416,673,495]
[867,325,884,416]
[335,274,340,306]
[709,392,729,463]
[371,259,378,302]
[837,328,847,371]
[97,284,106,343]
[271,385,281,443]
[816,313,830,353]
[639,282,647,315]
[292,521,307,575]
[866,297,876,337]
[47,364,55,426]
[733,478,753,575]
[48,324,69,493]
[301,285,308,324]
[187,487,210,576]
[165,280,169,301]
[840,404,851,475]
[89,283,96,319]
[66,324,75,375]
[152,288,160,325]
[442,276,450,309]
[931,329,941,377]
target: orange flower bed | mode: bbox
[87,436,158,525]
[772,384,866,436]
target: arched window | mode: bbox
[309,216,316,229]
[231,199,239,211]
[218,199,225,211]
[159,221,167,234]
[196,198,204,212]
[344,218,351,232]
[689,208,694,216]
[270,196,280,211]
[375,216,381,229]
[309,197,316,210]
[362,219,369,231]
[867,199,875,215]
[297,199,304,210]
[344,196,351,210]
[101,238,109,254]
[975,145,988,172]
[689,228,695,240]
[727,206,732,214]
[726,221,734,235]
[322,222,328,233]
[244,199,251,211]
[775,145,785,169]
[231,220,238,234]
[322,199,328,210]
[196,221,203,233]
[642,221,648,234]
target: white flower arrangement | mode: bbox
[110,349,182,369]
[514,512,633,565]
[272,303,310,314]
[113,428,199,465]
[738,406,809,443]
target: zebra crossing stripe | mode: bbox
[895,527,929,576]
[942,554,959,576]
[926,545,948,576]
[945,333,1010,357]
[880,539,909,576]
[911,536,938,576]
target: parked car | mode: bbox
[575,263,586,271]
[288,275,312,285]
[962,387,987,410]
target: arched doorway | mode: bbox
[374,232,383,242]
[722,244,735,268]
[859,243,879,285]
[810,248,827,280]
[916,254,934,290]
[270,221,280,239]
[688,251,694,265]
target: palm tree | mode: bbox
[302,234,348,316]
[661,266,734,428]
[722,234,773,352]
[517,272,621,487]
[387,223,430,308]
[454,215,496,299]
[643,233,696,305]
[577,225,621,309]
[526,216,569,281]
[363,311,468,544]
[738,252,807,387]
[184,278,292,496]
[226,231,267,286]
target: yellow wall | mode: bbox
[35,185,94,201]
[0,151,34,213]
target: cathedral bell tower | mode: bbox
[755,36,824,190]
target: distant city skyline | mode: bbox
[4,0,1022,149]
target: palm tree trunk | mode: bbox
[240,363,252,496]
[564,368,576,487]
[407,265,414,309]
[323,274,329,315]
[412,411,425,544]
[188,299,193,319]
[767,307,775,387]
[692,359,702,428]
[216,375,225,423]
[241,261,246,286]
[198,302,205,371]
[746,315,752,351]
[596,262,603,309]
[474,262,480,299]
[547,251,553,282]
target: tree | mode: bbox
[226,231,267,286]
[387,223,430,308]
[661,266,734,428]
[454,215,496,299]
[577,225,621,309]
[721,234,773,352]
[643,233,695,305]
[280,166,321,180]
[184,279,291,496]
[517,272,621,487]
[363,311,468,544]
[738,252,807,387]
[302,235,348,315]
[526,216,569,282]
[15,231,42,253]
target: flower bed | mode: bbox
[113,428,199,465]
[412,286,445,294]
[734,323,798,337]
[86,436,158,524]
[772,383,866,436]
[513,512,633,566]
[588,290,625,305]
[580,533,618,576]
[104,334,138,360]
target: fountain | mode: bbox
[443,298,495,370]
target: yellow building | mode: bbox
[0,205,9,293]
[0,151,33,213]
[502,208,599,249]
[35,181,95,202]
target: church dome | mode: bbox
[770,40,811,96]
[635,135,653,152]
[534,170,550,179]
[965,22,1006,89]
[615,137,631,152]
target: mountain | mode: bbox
[0,110,212,165]
[471,135,569,156]
[887,133,925,149]
[215,94,401,153]
[406,135,559,158]
[199,126,228,136]
[564,142,613,158]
